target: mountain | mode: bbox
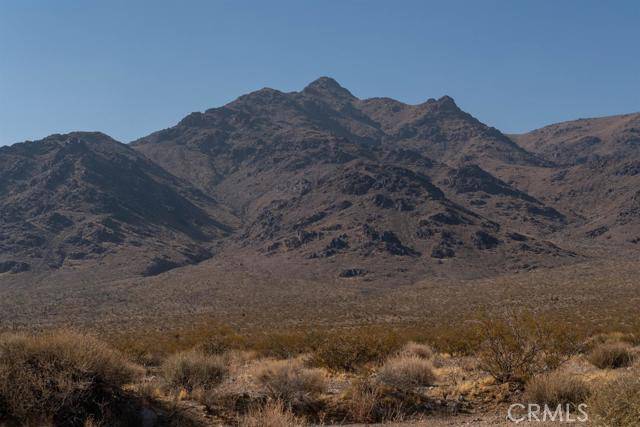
[132,77,546,196]
[7,78,640,287]
[0,132,236,278]
[510,113,640,246]
[512,113,640,166]
[130,77,574,281]
[5,77,640,329]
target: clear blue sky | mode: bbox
[1,1,639,146]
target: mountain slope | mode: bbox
[0,132,236,277]
[131,78,575,280]
[508,113,640,246]
[133,78,546,193]
[512,113,640,165]
[6,79,618,283]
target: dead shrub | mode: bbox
[0,331,141,425]
[587,343,634,369]
[240,400,307,426]
[523,372,590,408]
[377,355,436,390]
[254,359,327,404]
[341,378,382,423]
[161,350,228,391]
[340,378,410,423]
[588,371,640,426]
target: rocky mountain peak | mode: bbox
[436,95,459,109]
[302,76,355,100]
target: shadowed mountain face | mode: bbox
[2,78,637,285]
[0,132,235,277]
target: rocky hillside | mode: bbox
[130,78,575,280]
[512,113,640,165]
[3,78,638,284]
[0,132,235,278]
[510,113,640,246]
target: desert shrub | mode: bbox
[399,341,445,368]
[309,330,402,372]
[523,372,590,408]
[585,332,638,350]
[254,359,327,404]
[626,325,640,346]
[587,343,634,369]
[340,378,412,423]
[240,400,307,427]
[161,350,228,391]
[377,355,436,390]
[253,331,322,359]
[427,323,485,356]
[111,323,245,366]
[400,342,435,359]
[0,331,141,425]
[477,312,580,384]
[588,371,640,426]
[195,330,246,355]
[341,378,381,423]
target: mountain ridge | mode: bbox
[1,78,638,285]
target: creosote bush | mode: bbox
[587,342,634,369]
[477,312,581,384]
[254,359,327,404]
[110,323,245,366]
[523,372,590,408]
[309,330,402,372]
[0,331,141,425]
[195,328,246,355]
[161,350,228,392]
[377,355,436,391]
[253,331,324,359]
